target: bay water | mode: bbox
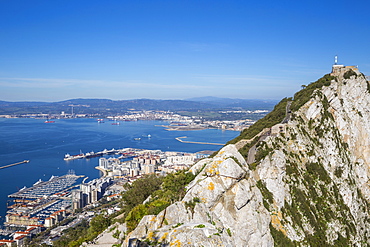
[0,118,239,224]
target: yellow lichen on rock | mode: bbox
[208,182,215,190]
[159,232,169,242]
[206,160,223,175]
[148,231,155,241]
[271,210,287,236]
[170,239,182,247]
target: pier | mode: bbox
[175,136,224,146]
[0,160,29,170]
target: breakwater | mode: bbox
[175,136,224,146]
[0,160,29,170]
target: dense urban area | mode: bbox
[0,147,215,246]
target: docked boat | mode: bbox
[85,151,103,158]
[33,179,43,186]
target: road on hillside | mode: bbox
[247,131,270,164]
[282,101,292,124]
[247,101,291,164]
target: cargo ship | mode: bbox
[64,153,84,161]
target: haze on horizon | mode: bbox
[0,1,369,102]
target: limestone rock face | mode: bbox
[255,70,370,245]
[124,144,274,246]
[82,222,127,247]
[91,69,370,246]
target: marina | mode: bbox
[8,171,82,199]
[5,171,83,227]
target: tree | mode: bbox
[121,174,163,213]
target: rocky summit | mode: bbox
[84,66,370,246]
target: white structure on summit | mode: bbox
[331,55,359,76]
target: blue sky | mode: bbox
[0,0,369,102]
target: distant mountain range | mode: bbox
[0,97,278,115]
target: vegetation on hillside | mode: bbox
[343,69,357,79]
[290,74,334,112]
[53,216,111,247]
[123,171,195,232]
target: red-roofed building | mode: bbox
[0,239,16,247]
[44,217,55,228]
[13,234,27,247]
[107,193,120,201]
[26,225,43,235]
[13,231,30,239]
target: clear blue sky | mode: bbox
[1,0,369,102]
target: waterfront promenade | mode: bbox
[95,166,108,177]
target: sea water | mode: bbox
[0,118,239,224]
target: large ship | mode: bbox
[44,117,55,123]
[64,153,84,161]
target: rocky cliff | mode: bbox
[86,67,370,246]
